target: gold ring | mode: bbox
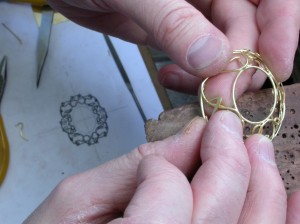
[199,49,285,140]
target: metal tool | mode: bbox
[36,7,54,87]
[103,35,147,122]
[0,56,9,186]
[0,0,53,87]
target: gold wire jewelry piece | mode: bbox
[199,49,286,140]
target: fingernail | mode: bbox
[257,135,276,165]
[187,35,223,70]
[178,116,205,135]
[219,111,242,140]
[159,73,180,89]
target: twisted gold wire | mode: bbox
[199,49,286,140]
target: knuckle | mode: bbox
[154,4,198,49]
[54,175,79,197]
[135,142,156,157]
[230,159,251,180]
[221,149,251,181]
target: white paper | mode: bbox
[110,37,164,119]
[0,3,149,223]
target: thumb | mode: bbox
[66,0,231,77]
[109,0,231,76]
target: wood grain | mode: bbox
[145,83,300,194]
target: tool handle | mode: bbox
[0,115,9,186]
[11,0,47,6]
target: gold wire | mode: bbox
[15,122,29,141]
[199,49,286,140]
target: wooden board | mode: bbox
[145,83,300,194]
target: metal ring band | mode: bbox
[199,49,286,140]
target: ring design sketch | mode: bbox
[60,94,108,146]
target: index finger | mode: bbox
[50,0,231,77]
[255,0,300,81]
[109,155,193,224]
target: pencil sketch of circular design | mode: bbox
[60,94,108,146]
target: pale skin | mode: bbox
[25,0,300,223]
[45,0,300,99]
[24,111,300,223]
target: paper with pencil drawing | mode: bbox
[0,3,160,223]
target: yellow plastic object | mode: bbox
[0,115,9,186]
[10,0,68,26]
[11,0,47,6]
[33,8,68,26]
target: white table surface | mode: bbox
[0,3,162,223]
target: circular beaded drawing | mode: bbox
[60,94,108,146]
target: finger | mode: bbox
[158,64,202,95]
[212,0,259,51]
[256,0,300,81]
[203,0,260,106]
[188,0,213,19]
[115,0,232,77]
[25,117,206,223]
[109,155,193,223]
[54,0,232,77]
[249,0,260,4]
[47,1,151,45]
[191,111,251,224]
[287,190,300,224]
[238,135,287,224]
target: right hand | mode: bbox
[47,0,299,100]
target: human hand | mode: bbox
[24,111,300,223]
[47,0,299,101]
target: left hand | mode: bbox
[24,112,300,224]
